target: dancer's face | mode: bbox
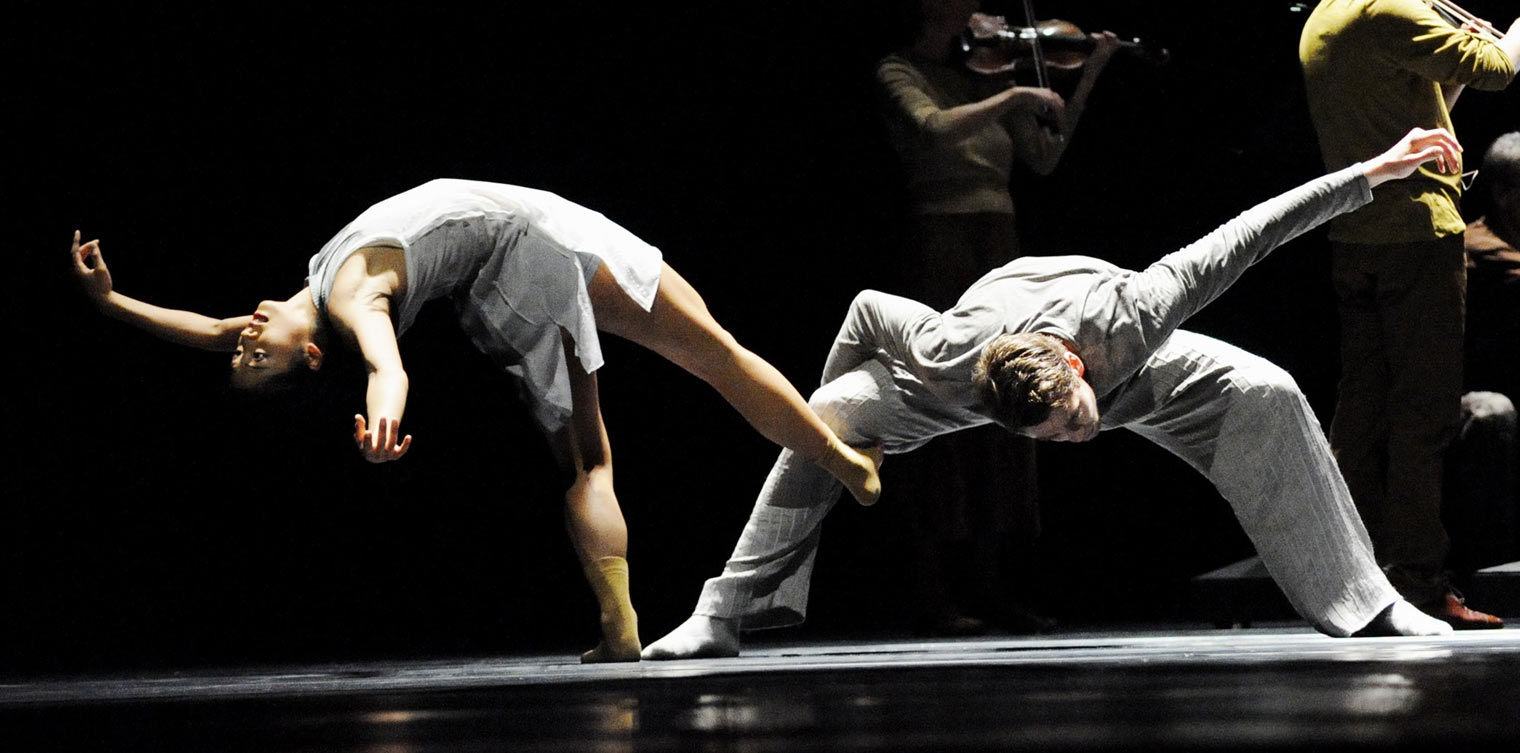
[230,300,317,389]
[1019,379,1100,443]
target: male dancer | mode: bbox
[644,128,1463,659]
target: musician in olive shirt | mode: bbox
[1298,0,1520,628]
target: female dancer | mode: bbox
[69,179,882,662]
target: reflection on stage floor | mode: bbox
[3,625,1517,751]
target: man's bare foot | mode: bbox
[1353,599,1455,637]
[641,615,741,659]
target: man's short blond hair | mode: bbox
[972,332,1079,428]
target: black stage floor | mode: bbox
[3,626,1517,751]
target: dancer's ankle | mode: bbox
[820,440,883,506]
[581,556,642,663]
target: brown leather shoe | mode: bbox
[1422,592,1504,630]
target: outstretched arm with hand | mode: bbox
[68,230,248,351]
[331,286,413,464]
[1360,127,1464,187]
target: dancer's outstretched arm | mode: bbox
[1362,126,1464,186]
[1128,127,1463,352]
[68,230,248,351]
[329,287,413,463]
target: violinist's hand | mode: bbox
[69,230,114,307]
[354,414,413,463]
[1088,30,1121,69]
[1361,127,1462,188]
[1009,87,1066,122]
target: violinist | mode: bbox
[873,0,1120,636]
[1298,0,1520,630]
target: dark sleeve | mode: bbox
[1372,0,1515,89]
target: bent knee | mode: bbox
[1230,359,1302,399]
[808,376,883,443]
[807,363,914,447]
[1221,362,1314,424]
[808,389,853,435]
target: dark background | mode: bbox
[5,1,1516,672]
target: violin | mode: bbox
[960,12,1169,79]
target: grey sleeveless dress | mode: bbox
[307,179,663,434]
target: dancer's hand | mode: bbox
[69,230,114,306]
[1362,127,1463,187]
[354,414,412,463]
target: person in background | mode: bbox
[1299,0,1519,628]
[1448,132,1520,576]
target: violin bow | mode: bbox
[1019,0,1051,89]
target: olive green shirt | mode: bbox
[1299,0,1514,244]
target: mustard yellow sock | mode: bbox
[819,440,883,506]
[580,555,641,663]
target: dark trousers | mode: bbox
[1329,236,1466,604]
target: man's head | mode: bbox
[973,332,1100,442]
[229,298,325,392]
[1484,131,1520,234]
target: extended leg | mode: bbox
[1112,331,1446,637]
[589,262,881,505]
[644,359,965,659]
[554,333,640,663]
[639,446,836,659]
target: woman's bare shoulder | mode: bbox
[331,246,406,299]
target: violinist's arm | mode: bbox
[1056,31,1120,135]
[877,60,1064,144]
[1008,31,1120,175]
[1440,16,1520,111]
[928,86,1063,143]
[1449,17,1520,109]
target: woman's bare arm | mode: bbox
[69,230,247,351]
[327,248,413,462]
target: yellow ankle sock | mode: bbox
[820,440,883,506]
[580,555,641,663]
